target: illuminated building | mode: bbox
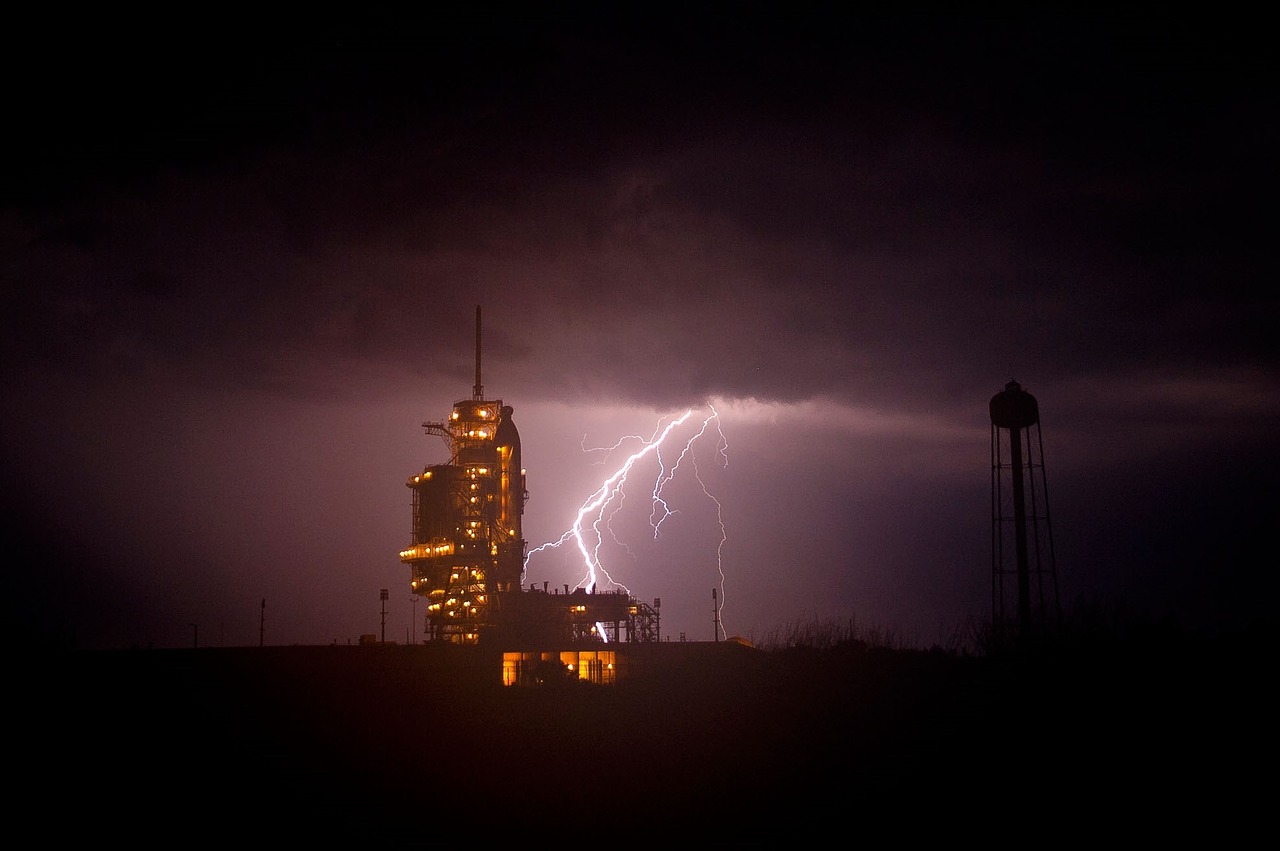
[400,307,660,682]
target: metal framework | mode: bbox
[990,380,1061,644]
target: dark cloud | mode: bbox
[2,14,1276,648]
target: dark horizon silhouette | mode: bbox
[16,617,1273,840]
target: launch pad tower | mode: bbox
[400,306,660,650]
[400,306,528,644]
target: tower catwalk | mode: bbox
[990,380,1060,644]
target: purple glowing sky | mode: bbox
[3,15,1275,649]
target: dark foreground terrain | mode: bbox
[16,625,1273,842]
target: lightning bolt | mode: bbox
[525,404,730,640]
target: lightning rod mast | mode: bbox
[473,305,483,400]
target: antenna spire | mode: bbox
[473,304,483,399]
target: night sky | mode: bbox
[3,14,1275,650]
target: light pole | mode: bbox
[410,596,418,645]
[380,589,389,643]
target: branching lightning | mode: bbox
[525,405,730,639]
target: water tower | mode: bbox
[990,380,1060,643]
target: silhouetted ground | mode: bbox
[15,622,1273,842]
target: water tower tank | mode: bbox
[990,380,1039,430]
